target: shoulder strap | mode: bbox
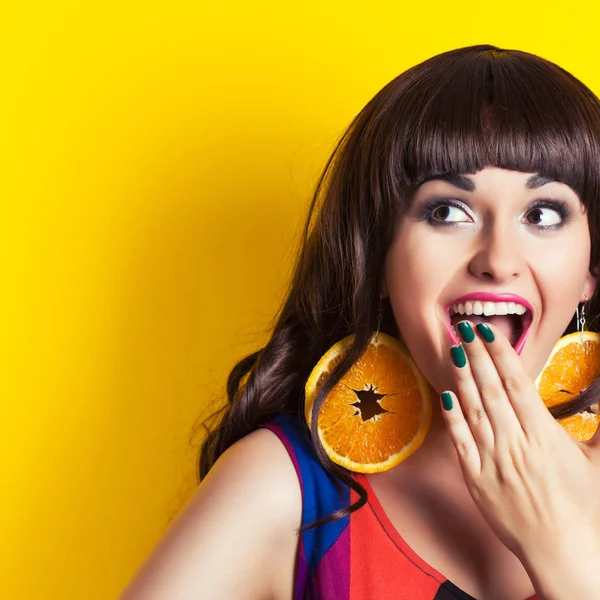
[260,413,351,591]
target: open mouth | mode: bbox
[445,296,533,355]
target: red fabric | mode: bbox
[350,484,444,599]
[350,474,538,600]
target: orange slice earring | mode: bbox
[304,305,433,473]
[535,294,600,441]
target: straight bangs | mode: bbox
[376,47,600,236]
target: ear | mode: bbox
[380,278,388,300]
[583,268,599,302]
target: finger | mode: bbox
[456,320,524,439]
[473,322,558,437]
[440,390,481,477]
[449,342,495,453]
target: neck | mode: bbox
[369,401,462,488]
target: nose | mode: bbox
[468,222,524,283]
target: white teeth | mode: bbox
[483,302,495,316]
[451,300,529,317]
[495,302,509,315]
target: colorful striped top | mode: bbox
[261,413,539,600]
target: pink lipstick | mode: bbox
[443,293,534,355]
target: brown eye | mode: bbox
[432,206,450,220]
[420,200,474,226]
[525,207,561,227]
[430,204,471,223]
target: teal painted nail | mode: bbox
[450,345,467,368]
[457,321,475,343]
[476,323,495,343]
[441,392,453,411]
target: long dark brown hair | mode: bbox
[198,44,600,524]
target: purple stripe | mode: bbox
[312,522,350,599]
[294,546,310,600]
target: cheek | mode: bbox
[526,236,591,375]
[385,232,454,303]
[385,246,442,319]
[384,244,454,391]
[536,235,590,311]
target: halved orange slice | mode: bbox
[304,333,433,473]
[535,331,600,441]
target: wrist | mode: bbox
[519,531,600,600]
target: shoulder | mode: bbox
[202,426,303,522]
[121,426,301,600]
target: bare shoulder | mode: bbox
[120,427,302,600]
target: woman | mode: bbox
[122,45,600,599]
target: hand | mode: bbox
[440,320,600,560]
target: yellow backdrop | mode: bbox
[3,2,600,598]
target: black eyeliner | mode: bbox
[527,198,572,216]
[416,197,473,226]
[525,198,573,230]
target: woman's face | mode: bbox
[383,167,597,395]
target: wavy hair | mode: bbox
[198,44,600,524]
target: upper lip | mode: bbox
[445,292,534,315]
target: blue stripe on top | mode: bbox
[273,413,351,573]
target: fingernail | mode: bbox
[441,391,453,410]
[476,323,495,343]
[450,345,467,368]
[457,321,475,343]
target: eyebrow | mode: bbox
[420,173,557,191]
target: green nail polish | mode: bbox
[476,323,495,343]
[457,321,475,343]
[441,392,453,411]
[450,345,467,368]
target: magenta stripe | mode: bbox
[313,523,350,599]
[261,423,305,498]
[261,423,308,600]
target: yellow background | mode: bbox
[2,2,600,598]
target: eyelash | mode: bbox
[417,199,470,228]
[417,198,573,231]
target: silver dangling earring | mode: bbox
[576,294,589,341]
